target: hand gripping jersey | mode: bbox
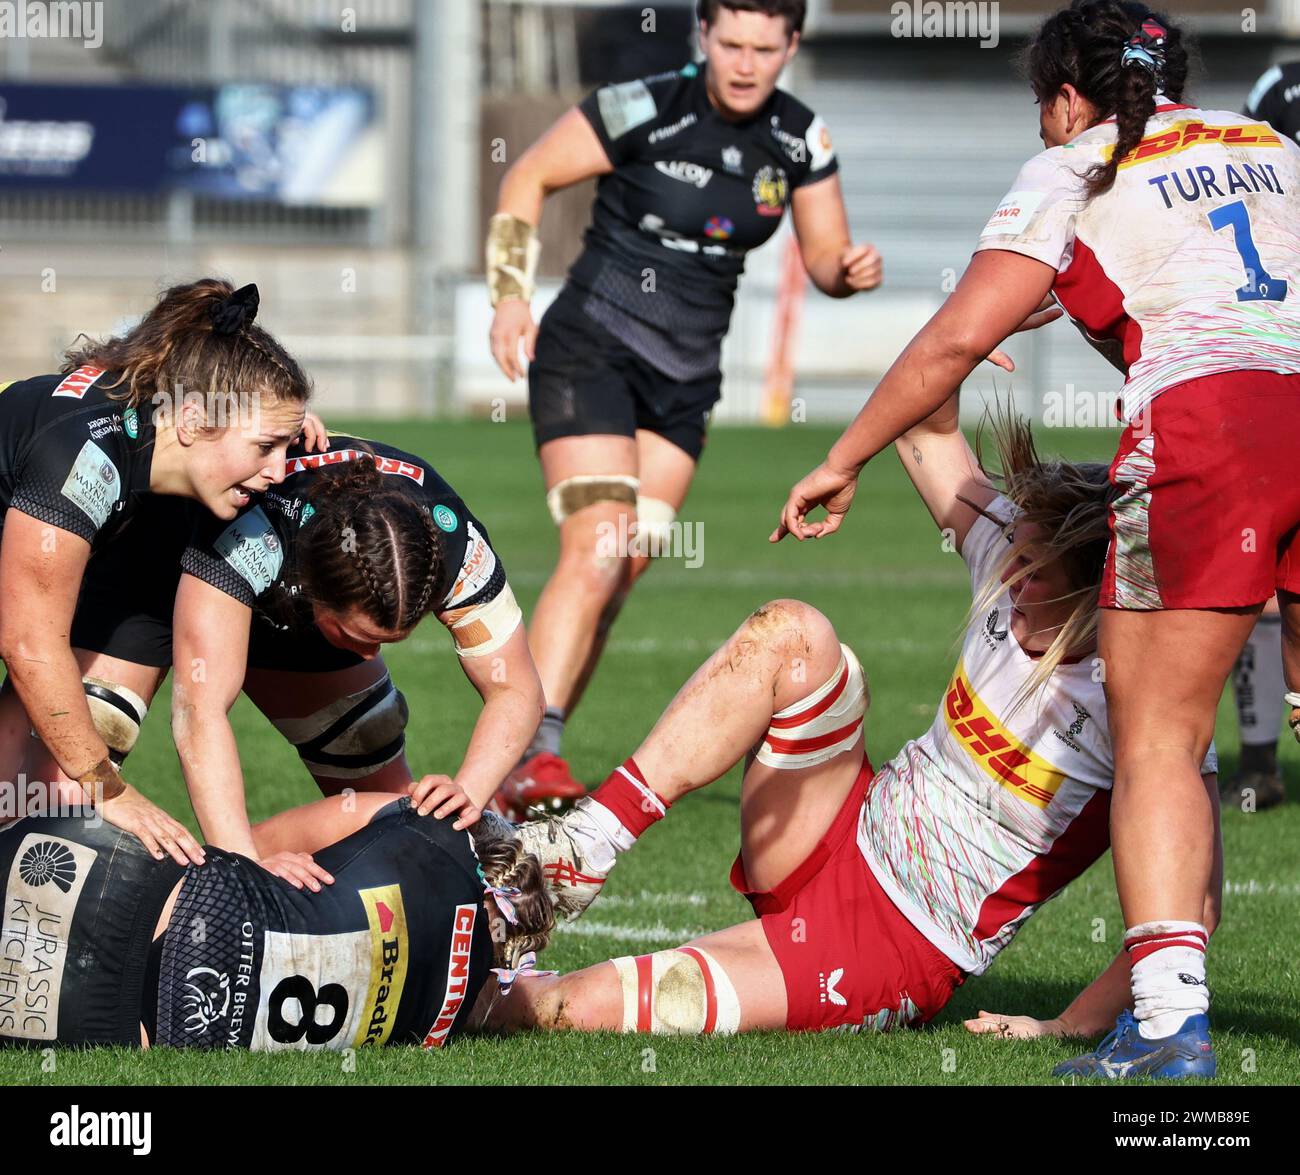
[0,367,155,548]
[569,61,838,381]
[182,436,520,659]
[1246,61,1300,145]
[976,103,1300,423]
[857,497,1217,975]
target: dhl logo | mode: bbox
[356,884,409,1047]
[1112,120,1281,170]
[943,664,1066,810]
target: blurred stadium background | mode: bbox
[2,0,1297,425]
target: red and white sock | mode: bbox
[576,757,670,857]
[1126,921,1210,1039]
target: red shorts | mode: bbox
[729,757,965,1033]
[1102,371,1300,610]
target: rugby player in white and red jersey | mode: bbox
[440,399,1221,1055]
[775,2,1300,1077]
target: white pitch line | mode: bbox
[551,920,701,944]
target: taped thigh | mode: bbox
[610,946,741,1035]
[83,677,149,765]
[756,643,869,770]
[546,475,638,526]
[270,675,409,780]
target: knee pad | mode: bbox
[271,675,409,780]
[83,677,149,766]
[631,496,677,558]
[546,475,638,526]
[756,643,869,770]
[610,946,741,1035]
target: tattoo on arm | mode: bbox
[912,445,923,466]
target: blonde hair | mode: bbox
[964,402,1120,716]
[470,820,555,970]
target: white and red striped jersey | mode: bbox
[857,496,1215,975]
[976,103,1300,424]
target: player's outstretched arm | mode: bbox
[967,772,1223,1042]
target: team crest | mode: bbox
[752,166,789,216]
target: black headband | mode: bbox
[211,283,260,336]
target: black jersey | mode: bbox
[569,61,838,381]
[154,801,494,1051]
[0,366,156,549]
[1245,61,1300,144]
[182,436,508,637]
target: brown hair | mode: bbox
[698,0,805,36]
[63,277,311,414]
[297,454,446,632]
[966,403,1121,714]
[1024,1,1190,198]
[471,819,555,970]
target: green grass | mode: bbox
[4,420,1297,1085]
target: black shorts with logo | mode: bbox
[528,288,722,461]
[155,799,494,1051]
[0,814,183,1048]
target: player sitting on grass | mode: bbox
[0,795,552,1051]
[468,398,1222,1071]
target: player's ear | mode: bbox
[786,30,801,60]
[175,396,205,446]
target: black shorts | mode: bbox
[0,814,183,1048]
[529,288,722,461]
[154,799,493,1051]
[71,498,363,675]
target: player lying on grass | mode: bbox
[468,400,1222,1065]
[0,795,552,1050]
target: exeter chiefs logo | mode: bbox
[182,967,232,1035]
[752,165,789,216]
[18,841,78,893]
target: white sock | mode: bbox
[1126,921,1209,1039]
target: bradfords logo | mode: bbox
[356,885,409,1047]
[1113,120,1283,170]
[286,449,425,485]
[943,662,1066,810]
[421,904,477,1048]
[1,836,96,1041]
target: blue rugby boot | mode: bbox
[1053,1010,1216,1080]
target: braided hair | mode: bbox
[471,819,555,970]
[1025,1,1190,198]
[297,454,447,634]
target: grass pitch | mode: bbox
[4,419,1297,1086]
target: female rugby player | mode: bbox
[485,0,881,799]
[0,796,552,1050]
[0,279,310,867]
[472,403,1220,1056]
[774,1,1300,1076]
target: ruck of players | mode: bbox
[3,0,1300,1084]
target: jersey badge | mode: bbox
[60,440,121,528]
[214,506,284,595]
[721,144,744,174]
[752,165,789,216]
[596,79,657,141]
[704,216,734,240]
[122,407,139,440]
[432,504,458,533]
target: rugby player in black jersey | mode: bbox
[0,795,552,1051]
[485,0,882,800]
[24,441,543,890]
[0,280,311,867]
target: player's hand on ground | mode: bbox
[259,851,335,892]
[489,298,539,383]
[100,784,206,867]
[771,462,859,543]
[410,774,482,829]
[841,243,883,292]
[300,412,331,452]
[984,296,1064,371]
[963,1009,1066,1039]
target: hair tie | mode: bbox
[212,283,261,336]
[1120,17,1168,88]
[491,950,557,998]
[485,881,522,927]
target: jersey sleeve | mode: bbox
[9,424,124,545]
[958,493,1015,591]
[974,151,1086,272]
[180,505,284,607]
[432,501,523,659]
[578,76,665,167]
[1245,64,1285,126]
[795,112,839,188]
